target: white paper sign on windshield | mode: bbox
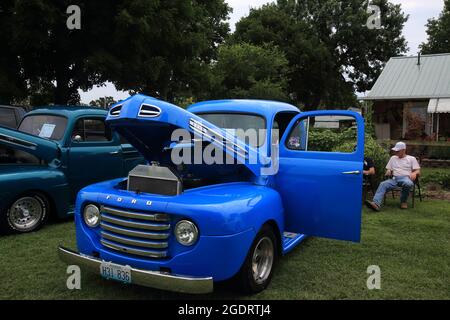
[39,124,56,138]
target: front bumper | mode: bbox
[58,246,213,294]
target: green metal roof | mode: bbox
[364,53,450,100]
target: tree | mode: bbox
[207,43,290,101]
[233,0,408,110]
[0,0,26,104]
[420,0,450,54]
[7,0,121,105]
[1,0,230,105]
[89,96,117,109]
[105,0,231,102]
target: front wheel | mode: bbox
[1,193,49,234]
[233,224,278,294]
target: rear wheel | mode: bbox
[233,224,278,294]
[1,193,49,234]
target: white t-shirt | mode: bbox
[386,155,420,177]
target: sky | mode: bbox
[79,0,445,104]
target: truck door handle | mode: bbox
[110,151,121,155]
[342,171,361,175]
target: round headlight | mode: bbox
[175,220,198,246]
[83,204,100,228]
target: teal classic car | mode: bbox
[0,106,144,234]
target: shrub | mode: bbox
[361,101,376,138]
[421,170,450,190]
[428,146,450,160]
[308,129,339,152]
[308,128,357,152]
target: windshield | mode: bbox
[18,115,68,141]
[196,113,266,147]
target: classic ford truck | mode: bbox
[0,106,144,234]
[59,94,364,294]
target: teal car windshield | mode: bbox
[197,113,266,147]
[18,115,68,141]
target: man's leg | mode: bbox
[373,179,397,207]
[366,179,397,211]
[397,177,414,207]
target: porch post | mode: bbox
[436,113,440,142]
[431,113,434,136]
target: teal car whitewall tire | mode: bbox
[2,193,49,234]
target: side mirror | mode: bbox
[73,135,83,143]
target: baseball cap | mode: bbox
[391,141,406,151]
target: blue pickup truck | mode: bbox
[0,106,144,234]
[59,94,364,294]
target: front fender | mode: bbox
[74,180,285,281]
[0,166,70,218]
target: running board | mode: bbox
[282,232,307,254]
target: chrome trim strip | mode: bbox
[0,134,38,149]
[101,239,168,258]
[58,246,213,294]
[138,104,161,118]
[101,214,171,231]
[189,119,248,159]
[100,222,170,240]
[101,231,168,249]
[101,206,169,222]
[342,171,361,175]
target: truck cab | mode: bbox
[59,94,364,294]
[0,106,144,234]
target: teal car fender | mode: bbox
[0,166,70,219]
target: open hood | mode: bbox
[0,126,60,163]
[106,95,269,178]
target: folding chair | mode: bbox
[386,176,422,208]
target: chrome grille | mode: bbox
[100,206,170,259]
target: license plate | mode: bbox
[100,262,132,284]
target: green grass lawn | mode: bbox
[0,199,449,300]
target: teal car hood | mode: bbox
[0,126,60,163]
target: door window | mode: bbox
[72,118,112,142]
[286,115,358,153]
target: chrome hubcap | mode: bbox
[251,237,274,285]
[9,197,43,231]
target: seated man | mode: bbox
[366,142,420,211]
[364,157,375,176]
